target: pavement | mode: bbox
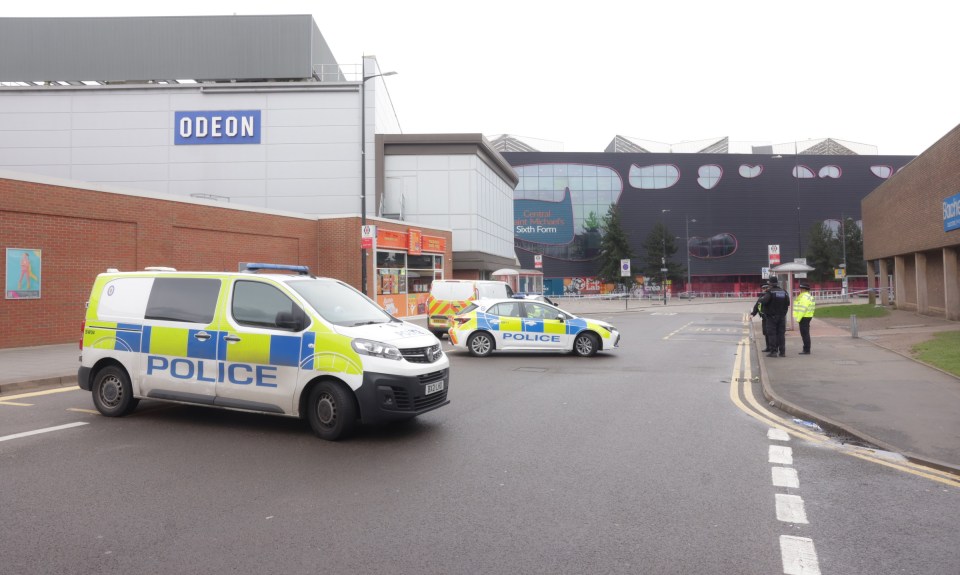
[2,299,958,476]
[756,308,960,475]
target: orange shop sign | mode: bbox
[408,229,423,255]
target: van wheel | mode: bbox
[467,332,494,357]
[573,333,599,357]
[91,365,139,417]
[307,381,358,441]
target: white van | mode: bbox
[426,279,514,337]
[78,264,449,440]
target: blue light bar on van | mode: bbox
[244,263,311,275]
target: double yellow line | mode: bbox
[729,329,960,488]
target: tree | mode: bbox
[841,217,865,275]
[640,222,683,284]
[805,222,839,282]
[805,218,865,281]
[597,204,635,284]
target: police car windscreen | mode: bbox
[289,279,393,327]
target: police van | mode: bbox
[78,264,449,440]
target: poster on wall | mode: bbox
[6,248,42,299]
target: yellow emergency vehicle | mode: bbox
[447,298,620,357]
[78,264,449,440]
[426,279,514,337]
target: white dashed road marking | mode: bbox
[0,422,88,443]
[775,493,809,524]
[772,466,800,488]
[769,445,793,465]
[767,428,790,441]
[780,535,821,575]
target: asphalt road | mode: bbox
[1,306,958,574]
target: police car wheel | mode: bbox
[573,333,599,357]
[467,332,494,357]
[307,381,357,441]
[91,365,139,417]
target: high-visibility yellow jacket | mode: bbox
[793,291,816,321]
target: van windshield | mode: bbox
[288,279,394,327]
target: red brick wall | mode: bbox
[863,123,960,260]
[1,178,316,349]
[1,178,453,349]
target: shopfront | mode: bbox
[375,227,447,317]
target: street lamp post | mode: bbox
[685,214,695,293]
[661,209,670,305]
[360,63,397,296]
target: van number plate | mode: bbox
[425,380,445,395]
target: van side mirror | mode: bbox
[555,314,565,322]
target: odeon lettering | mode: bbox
[147,356,278,387]
[174,110,261,145]
[503,333,561,343]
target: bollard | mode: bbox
[850,314,858,338]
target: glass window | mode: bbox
[376,251,406,269]
[232,281,306,331]
[583,165,597,176]
[377,269,406,295]
[289,279,393,326]
[407,254,433,269]
[488,302,521,317]
[145,278,220,324]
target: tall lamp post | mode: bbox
[360,64,397,296]
[685,214,696,293]
[661,209,670,305]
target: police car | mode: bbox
[78,264,449,440]
[447,298,620,357]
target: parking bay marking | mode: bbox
[0,422,88,443]
[0,386,81,408]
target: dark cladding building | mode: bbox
[500,144,913,294]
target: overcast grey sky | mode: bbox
[7,0,957,155]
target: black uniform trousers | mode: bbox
[766,314,786,355]
[798,317,812,352]
[761,316,774,350]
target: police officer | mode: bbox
[750,281,774,352]
[793,282,816,354]
[758,276,790,357]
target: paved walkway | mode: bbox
[758,310,960,473]
[2,300,958,474]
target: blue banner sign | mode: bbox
[514,192,575,245]
[175,110,261,145]
[945,192,960,232]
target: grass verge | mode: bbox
[815,304,891,319]
[912,332,960,377]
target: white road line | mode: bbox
[768,428,790,441]
[772,466,800,488]
[780,535,821,575]
[769,445,794,465]
[775,493,809,524]
[0,422,89,443]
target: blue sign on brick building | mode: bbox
[945,192,960,232]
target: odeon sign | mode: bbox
[174,110,261,145]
